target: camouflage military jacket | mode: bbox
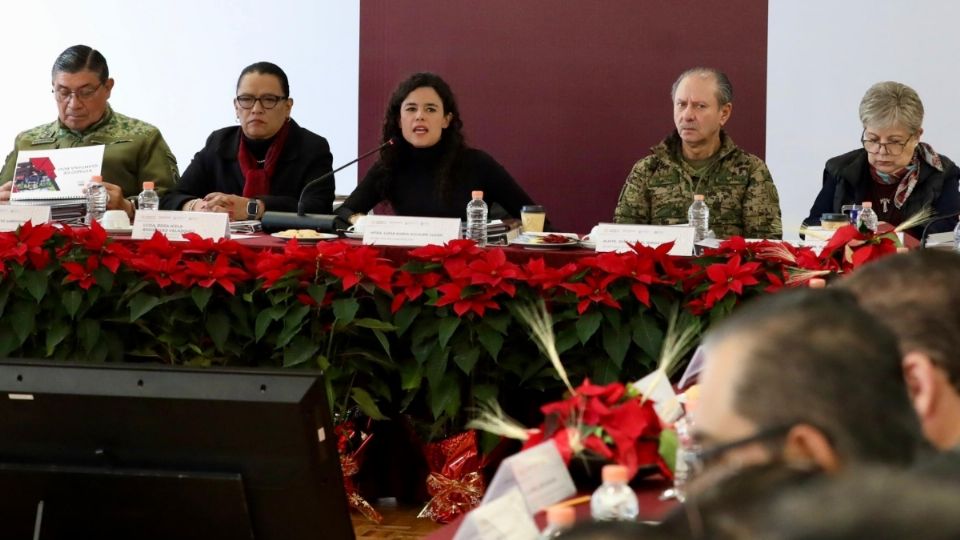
[614,131,782,239]
[0,105,179,198]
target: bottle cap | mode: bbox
[91,175,103,183]
[601,464,629,483]
[142,181,155,190]
[693,194,705,201]
[808,278,827,289]
[471,190,483,199]
[861,201,872,208]
[545,505,575,526]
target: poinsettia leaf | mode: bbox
[254,304,287,342]
[61,289,83,319]
[191,287,213,312]
[78,319,100,354]
[482,311,511,334]
[277,304,311,348]
[205,311,230,352]
[21,271,48,303]
[632,313,664,360]
[602,322,631,368]
[307,284,327,306]
[350,387,388,421]
[0,280,12,318]
[45,320,70,357]
[93,267,114,292]
[430,375,461,421]
[353,318,396,331]
[425,347,448,393]
[283,335,319,368]
[0,324,16,357]
[576,310,603,345]
[332,298,360,326]
[129,293,161,322]
[556,326,580,354]
[477,325,504,361]
[454,347,480,375]
[400,357,423,391]
[11,301,37,344]
[394,304,421,337]
[438,316,460,349]
[372,329,391,359]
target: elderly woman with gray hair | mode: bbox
[805,81,960,236]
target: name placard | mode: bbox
[594,223,695,256]
[453,487,539,540]
[482,440,577,515]
[362,215,461,247]
[0,205,50,231]
[132,210,230,241]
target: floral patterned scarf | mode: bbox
[869,142,943,209]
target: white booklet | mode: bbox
[10,145,104,200]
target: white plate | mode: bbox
[510,233,581,249]
[343,231,363,240]
[270,232,339,243]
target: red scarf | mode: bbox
[237,119,292,198]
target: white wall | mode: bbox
[0,0,361,193]
[768,0,960,240]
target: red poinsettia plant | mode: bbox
[522,378,670,480]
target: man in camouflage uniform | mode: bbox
[614,68,782,239]
[0,45,178,219]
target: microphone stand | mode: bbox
[260,139,394,233]
[918,211,960,247]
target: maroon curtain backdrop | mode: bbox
[359,1,767,233]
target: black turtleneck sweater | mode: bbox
[339,145,537,220]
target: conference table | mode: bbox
[423,477,676,539]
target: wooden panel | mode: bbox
[360,0,768,232]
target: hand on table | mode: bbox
[102,181,135,219]
[203,192,260,221]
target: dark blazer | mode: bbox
[161,119,335,213]
[804,148,960,236]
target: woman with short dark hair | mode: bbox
[161,62,335,220]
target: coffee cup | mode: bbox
[101,209,131,229]
[521,205,546,233]
[347,215,367,234]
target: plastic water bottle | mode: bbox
[466,190,488,247]
[857,201,878,233]
[138,181,159,211]
[85,175,108,225]
[539,505,575,539]
[687,194,709,242]
[590,464,639,521]
[671,416,699,503]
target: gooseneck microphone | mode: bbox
[919,211,960,247]
[260,138,394,232]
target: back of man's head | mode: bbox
[840,250,960,391]
[705,287,921,466]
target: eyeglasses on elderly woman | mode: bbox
[861,130,914,157]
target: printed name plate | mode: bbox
[453,487,539,540]
[482,440,577,515]
[593,223,695,256]
[362,215,461,247]
[132,210,229,241]
[0,205,50,231]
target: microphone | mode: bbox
[260,138,394,232]
[919,211,960,247]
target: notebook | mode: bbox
[10,145,104,201]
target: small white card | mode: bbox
[593,223,696,256]
[482,440,577,515]
[0,205,51,231]
[453,487,539,540]
[362,215,461,247]
[132,210,230,241]
[632,369,682,424]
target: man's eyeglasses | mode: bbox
[235,94,288,110]
[691,424,792,472]
[861,130,914,156]
[52,83,103,103]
